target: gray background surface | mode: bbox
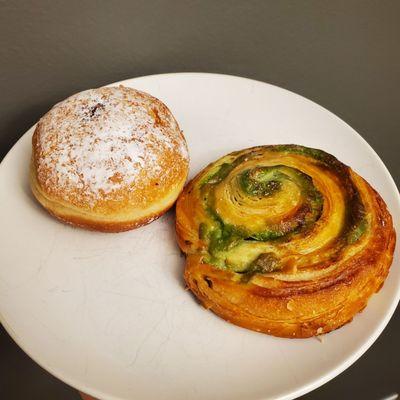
[0,1,399,399]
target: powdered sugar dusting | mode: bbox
[34,86,188,207]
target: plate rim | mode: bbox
[1,72,399,400]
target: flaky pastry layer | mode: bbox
[176,145,395,338]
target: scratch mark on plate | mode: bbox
[128,314,166,367]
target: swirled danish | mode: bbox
[176,145,395,338]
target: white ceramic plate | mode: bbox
[0,73,399,400]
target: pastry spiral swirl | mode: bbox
[176,145,395,338]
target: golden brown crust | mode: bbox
[31,86,189,232]
[176,145,396,338]
[44,201,172,233]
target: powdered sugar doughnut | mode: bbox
[31,86,189,232]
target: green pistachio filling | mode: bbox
[239,167,282,197]
[197,145,368,275]
[347,212,368,244]
[199,159,324,272]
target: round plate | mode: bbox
[0,73,399,400]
